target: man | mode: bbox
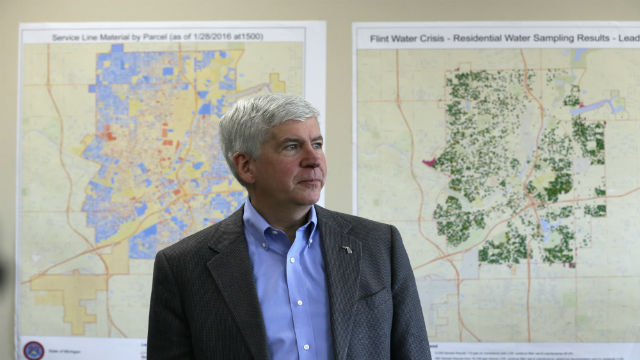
[147,94,431,359]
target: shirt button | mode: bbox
[271,230,278,235]
[290,257,295,263]
[261,242,267,248]
[303,344,310,351]
[297,300,303,306]
[309,239,313,243]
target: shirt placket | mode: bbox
[285,228,315,360]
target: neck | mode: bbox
[248,198,312,242]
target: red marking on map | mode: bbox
[422,158,437,167]
[98,124,117,141]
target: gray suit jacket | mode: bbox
[147,205,431,359]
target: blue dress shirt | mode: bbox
[243,201,334,360]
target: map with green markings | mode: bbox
[432,67,607,266]
[356,45,640,343]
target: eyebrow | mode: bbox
[280,135,324,143]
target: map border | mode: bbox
[16,20,326,359]
[352,21,640,359]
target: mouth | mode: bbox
[298,178,323,186]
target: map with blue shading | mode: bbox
[19,34,304,340]
[81,44,251,259]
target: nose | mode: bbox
[301,142,323,168]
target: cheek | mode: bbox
[320,158,328,175]
[278,164,300,179]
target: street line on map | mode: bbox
[43,44,127,337]
[393,50,481,342]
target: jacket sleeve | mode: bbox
[389,225,432,359]
[147,250,195,360]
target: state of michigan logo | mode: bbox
[23,341,44,360]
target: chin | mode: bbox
[295,193,321,206]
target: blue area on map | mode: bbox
[201,162,227,187]
[574,49,587,61]
[83,138,117,179]
[208,192,245,214]
[540,218,562,243]
[209,193,233,214]
[198,103,212,115]
[570,97,625,116]
[230,192,245,207]
[213,96,226,117]
[97,55,139,85]
[219,68,236,90]
[83,45,244,258]
[135,202,148,216]
[194,52,216,71]
[129,224,158,258]
[83,181,121,243]
[171,216,188,231]
[95,85,131,117]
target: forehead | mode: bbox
[267,117,320,140]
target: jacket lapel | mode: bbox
[316,206,362,360]
[206,208,270,360]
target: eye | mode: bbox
[312,141,323,149]
[284,144,298,151]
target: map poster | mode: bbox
[16,21,325,359]
[353,22,640,359]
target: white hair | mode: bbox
[219,93,320,185]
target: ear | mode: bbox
[232,152,256,184]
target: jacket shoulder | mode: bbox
[315,205,393,233]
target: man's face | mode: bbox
[247,117,326,211]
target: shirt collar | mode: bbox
[243,200,317,246]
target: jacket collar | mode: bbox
[206,207,271,360]
[315,205,362,360]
